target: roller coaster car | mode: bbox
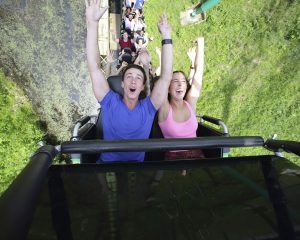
[71,75,230,164]
[1,75,300,240]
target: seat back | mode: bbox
[107,75,124,96]
[107,75,146,99]
[197,123,224,158]
[144,113,165,161]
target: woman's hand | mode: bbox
[157,14,171,39]
[187,47,196,66]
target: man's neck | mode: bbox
[123,96,139,110]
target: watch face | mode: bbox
[162,39,172,45]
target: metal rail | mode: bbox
[0,145,58,240]
[61,136,264,154]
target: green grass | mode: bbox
[0,70,44,195]
[145,0,300,163]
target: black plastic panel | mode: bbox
[27,156,300,240]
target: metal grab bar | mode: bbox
[265,139,300,157]
[71,116,91,140]
[61,136,264,154]
[0,145,58,240]
[199,115,229,135]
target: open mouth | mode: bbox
[129,88,136,93]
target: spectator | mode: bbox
[135,0,145,9]
[126,0,136,8]
[124,14,135,32]
[119,48,134,65]
[133,17,146,32]
[136,29,148,45]
[122,6,133,19]
[134,36,147,53]
[115,32,133,51]
[136,8,145,21]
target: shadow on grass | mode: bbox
[220,77,238,124]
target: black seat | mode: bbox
[107,75,124,96]
[144,113,165,161]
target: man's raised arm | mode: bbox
[86,0,109,102]
[150,14,173,110]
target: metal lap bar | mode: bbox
[199,115,229,135]
[261,157,296,239]
[71,116,91,140]
[0,146,58,240]
[264,139,300,157]
[61,136,264,154]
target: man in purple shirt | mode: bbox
[85,0,173,162]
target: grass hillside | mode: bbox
[145,0,300,162]
[0,70,44,195]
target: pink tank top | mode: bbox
[159,101,198,138]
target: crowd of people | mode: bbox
[85,0,205,165]
[118,0,155,95]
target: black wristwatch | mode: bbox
[161,39,172,45]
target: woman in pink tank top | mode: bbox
[158,38,205,165]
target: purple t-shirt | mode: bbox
[98,90,156,162]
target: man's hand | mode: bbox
[157,14,171,39]
[85,0,108,23]
[86,0,110,102]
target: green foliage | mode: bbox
[145,0,300,163]
[0,71,44,196]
